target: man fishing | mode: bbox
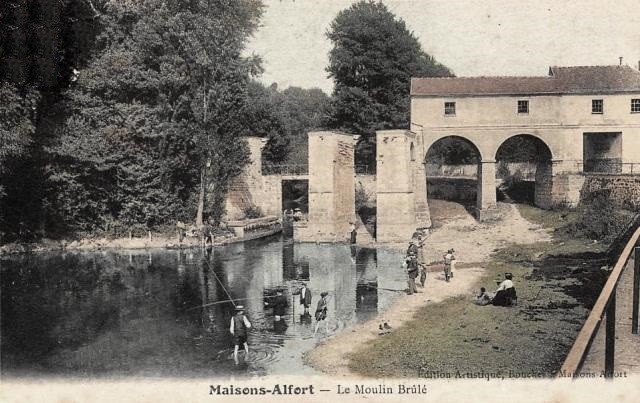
[230,305,251,364]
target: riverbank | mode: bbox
[305,202,552,377]
[0,218,282,256]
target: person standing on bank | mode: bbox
[314,291,330,335]
[406,256,419,295]
[230,305,251,364]
[350,222,357,244]
[443,249,455,282]
[297,282,312,315]
[416,234,427,287]
[202,219,214,247]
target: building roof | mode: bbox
[411,65,640,97]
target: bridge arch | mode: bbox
[494,134,554,208]
[423,134,485,162]
[423,135,483,216]
[494,133,554,162]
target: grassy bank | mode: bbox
[347,204,612,378]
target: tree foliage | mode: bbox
[44,0,263,232]
[0,0,99,238]
[326,0,452,171]
[245,82,331,168]
[326,0,452,136]
[274,86,331,167]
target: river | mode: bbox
[1,235,405,378]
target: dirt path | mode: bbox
[304,202,552,377]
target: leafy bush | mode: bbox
[563,190,636,242]
[355,183,373,211]
[243,205,262,219]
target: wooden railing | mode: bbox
[558,224,640,377]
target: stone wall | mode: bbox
[581,175,640,211]
[376,130,431,242]
[261,175,283,217]
[295,132,356,242]
[224,137,266,221]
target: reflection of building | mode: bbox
[355,248,379,322]
[295,243,357,329]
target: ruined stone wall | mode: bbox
[261,175,283,217]
[296,132,355,242]
[581,175,640,211]
[536,171,584,209]
[224,137,266,221]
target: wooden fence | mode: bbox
[558,225,640,377]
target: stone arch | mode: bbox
[424,134,485,163]
[423,135,483,215]
[494,133,554,162]
[494,134,554,208]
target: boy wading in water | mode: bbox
[314,292,330,335]
[230,305,251,364]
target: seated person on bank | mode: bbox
[473,287,494,306]
[491,273,517,306]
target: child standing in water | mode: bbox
[314,292,329,335]
[230,305,251,364]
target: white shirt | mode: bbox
[229,315,252,334]
[496,279,513,292]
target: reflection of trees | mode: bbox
[1,253,120,365]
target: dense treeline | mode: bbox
[1,0,268,240]
[1,0,453,243]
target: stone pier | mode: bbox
[376,130,431,242]
[295,131,356,242]
[476,160,499,221]
[224,137,267,221]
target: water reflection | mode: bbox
[1,236,404,378]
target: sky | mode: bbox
[246,0,640,94]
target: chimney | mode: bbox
[619,56,623,66]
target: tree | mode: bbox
[239,82,331,171]
[326,0,453,170]
[0,0,99,238]
[274,86,331,167]
[0,84,39,182]
[46,0,263,232]
[241,81,289,166]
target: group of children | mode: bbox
[404,230,457,294]
[229,283,331,364]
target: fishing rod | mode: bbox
[201,252,237,308]
[185,294,280,311]
[357,284,406,292]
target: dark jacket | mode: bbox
[299,287,312,307]
[233,314,248,336]
[406,243,418,257]
[272,294,288,316]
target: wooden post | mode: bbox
[604,293,616,378]
[632,247,640,334]
[148,231,152,241]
